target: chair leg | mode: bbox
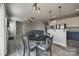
[49,46,52,56]
[28,49,30,56]
[22,36,26,56]
[23,45,25,56]
[28,44,30,56]
[28,40,30,56]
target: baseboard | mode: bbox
[53,41,67,48]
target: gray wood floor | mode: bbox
[7,37,79,56]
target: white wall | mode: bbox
[16,21,24,36]
[9,20,16,37]
[0,4,7,56]
[22,23,32,34]
[32,22,45,30]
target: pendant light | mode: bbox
[32,3,40,13]
[58,6,66,29]
[58,6,62,24]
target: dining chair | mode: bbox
[27,34,46,56]
[22,34,37,56]
[37,33,53,56]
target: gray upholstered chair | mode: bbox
[37,33,53,56]
[27,34,46,56]
[22,34,37,56]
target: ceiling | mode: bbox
[7,3,79,22]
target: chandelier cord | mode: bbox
[49,9,52,20]
[59,6,62,20]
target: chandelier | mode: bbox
[32,3,40,13]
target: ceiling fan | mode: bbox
[24,17,35,23]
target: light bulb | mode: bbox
[32,6,35,10]
[27,21,30,23]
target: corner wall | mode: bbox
[0,4,7,56]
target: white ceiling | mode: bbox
[7,3,79,22]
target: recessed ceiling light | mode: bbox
[75,9,79,11]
